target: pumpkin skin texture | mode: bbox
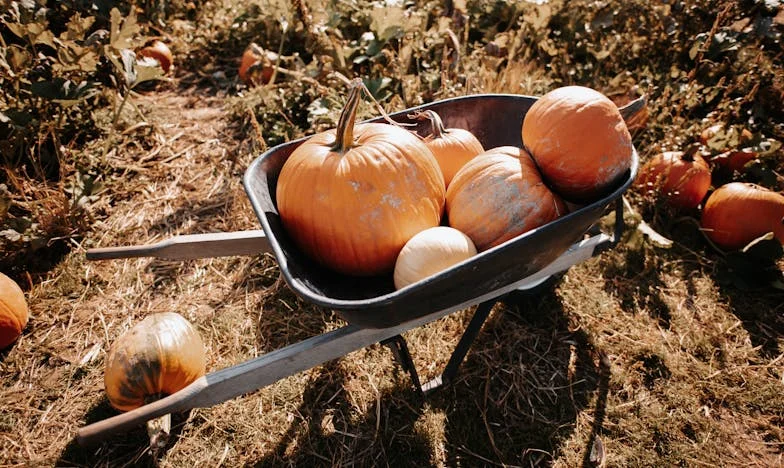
[137,40,173,74]
[415,110,484,188]
[0,272,28,350]
[276,81,445,276]
[522,86,633,203]
[700,182,784,251]
[636,150,711,210]
[104,312,206,412]
[446,146,566,251]
[394,226,477,289]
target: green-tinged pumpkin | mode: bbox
[276,80,445,276]
[446,146,566,251]
[700,182,784,251]
[0,272,28,350]
[522,86,633,203]
[104,312,206,412]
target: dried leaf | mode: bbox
[109,7,138,50]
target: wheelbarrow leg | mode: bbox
[381,300,497,395]
[381,335,423,397]
[421,299,495,393]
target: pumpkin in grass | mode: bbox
[393,226,477,289]
[104,312,206,412]
[446,146,566,251]
[239,43,275,85]
[413,110,484,188]
[700,182,784,251]
[0,272,28,350]
[522,86,633,203]
[137,40,173,74]
[276,79,445,276]
[636,147,711,210]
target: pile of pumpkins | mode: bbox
[275,82,635,289]
[636,128,784,251]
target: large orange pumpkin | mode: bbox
[636,149,711,210]
[522,86,633,203]
[0,272,28,350]
[276,80,445,276]
[446,146,566,251]
[700,182,784,251]
[104,312,206,412]
[415,110,484,188]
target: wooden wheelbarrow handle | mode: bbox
[86,230,271,260]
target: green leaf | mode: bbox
[31,78,98,104]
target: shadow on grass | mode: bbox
[57,399,191,468]
[248,282,608,466]
[714,281,784,359]
[601,244,673,328]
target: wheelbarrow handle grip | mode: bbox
[86,230,271,260]
[75,378,209,447]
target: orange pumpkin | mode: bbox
[239,43,274,85]
[700,182,784,251]
[104,312,206,412]
[446,146,566,251]
[0,272,28,350]
[137,40,173,74]
[522,86,633,203]
[636,149,711,210]
[276,80,445,276]
[709,149,758,173]
[414,110,484,188]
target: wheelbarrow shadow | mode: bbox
[249,281,610,467]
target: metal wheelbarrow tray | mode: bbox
[243,93,639,329]
[76,93,640,445]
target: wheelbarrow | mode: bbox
[76,93,643,446]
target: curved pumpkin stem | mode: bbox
[332,78,363,153]
[618,94,647,124]
[413,110,448,139]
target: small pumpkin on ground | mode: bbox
[446,146,566,252]
[239,43,275,85]
[0,272,28,350]
[412,110,484,188]
[393,226,477,289]
[636,146,711,210]
[700,182,784,251]
[522,85,634,203]
[104,312,206,448]
[276,79,445,276]
[137,40,173,74]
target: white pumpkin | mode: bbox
[393,226,477,289]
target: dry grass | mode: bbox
[2,0,783,467]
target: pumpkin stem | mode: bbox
[413,110,448,139]
[682,143,702,162]
[332,78,363,153]
[618,94,647,123]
